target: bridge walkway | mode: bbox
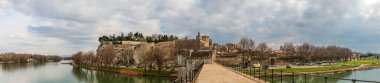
[195,63,266,83]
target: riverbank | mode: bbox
[0,61,61,64]
[0,61,175,83]
[242,59,380,76]
[73,64,178,78]
[270,64,380,76]
[0,61,14,64]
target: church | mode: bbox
[175,31,214,65]
[175,31,212,50]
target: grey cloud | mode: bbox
[27,26,93,44]
[4,0,380,54]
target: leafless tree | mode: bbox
[279,42,354,63]
[98,45,116,68]
[80,51,95,65]
[72,51,84,65]
[239,38,255,67]
[17,54,29,62]
[257,42,271,65]
[87,51,95,66]
[0,53,61,63]
[121,48,134,66]
[1,53,16,62]
[239,38,249,51]
[150,45,175,72]
[48,55,62,62]
[281,42,295,56]
[134,43,153,66]
[248,39,255,51]
[296,43,315,63]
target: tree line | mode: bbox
[280,42,353,63]
[238,38,273,66]
[0,53,62,62]
[98,32,179,43]
[236,38,354,65]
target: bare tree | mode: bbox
[18,54,29,62]
[88,51,95,66]
[151,45,175,72]
[296,43,315,63]
[248,39,255,51]
[311,46,325,62]
[326,45,339,61]
[2,53,16,62]
[49,55,62,62]
[239,38,255,67]
[239,38,249,51]
[0,53,61,63]
[257,42,270,65]
[121,48,134,66]
[72,51,84,65]
[281,42,295,56]
[135,43,153,66]
[98,45,116,68]
[80,51,95,66]
[281,43,355,63]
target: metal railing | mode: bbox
[172,60,204,83]
[215,60,380,83]
[236,67,380,83]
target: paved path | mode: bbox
[195,63,263,83]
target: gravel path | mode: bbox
[195,63,262,83]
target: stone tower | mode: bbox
[196,30,201,40]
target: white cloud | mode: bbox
[1,0,380,55]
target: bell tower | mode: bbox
[196,29,201,40]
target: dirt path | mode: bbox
[195,63,263,83]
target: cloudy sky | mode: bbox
[1,0,380,56]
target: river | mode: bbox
[2,61,380,83]
[0,61,174,83]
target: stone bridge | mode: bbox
[194,63,266,83]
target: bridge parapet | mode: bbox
[173,60,204,83]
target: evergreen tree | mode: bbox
[127,32,133,40]
[120,32,125,40]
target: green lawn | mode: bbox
[272,66,356,73]
[241,59,380,74]
[240,66,356,74]
[77,65,176,77]
[126,68,176,76]
[335,59,380,66]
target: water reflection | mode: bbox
[0,62,46,73]
[0,61,174,83]
[72,67,174,83]
[72,67,96,83]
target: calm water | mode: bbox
[0,61,174,83]
[270,68,380,83]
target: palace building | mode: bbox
[175,31,212,50]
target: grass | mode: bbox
[240,59,380,74]
[272,66,356,73]
[77,65,176,77]
[371,63,380,66]
[335,59,380,66]
[240,66,356,74]
[125,67,176,77]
